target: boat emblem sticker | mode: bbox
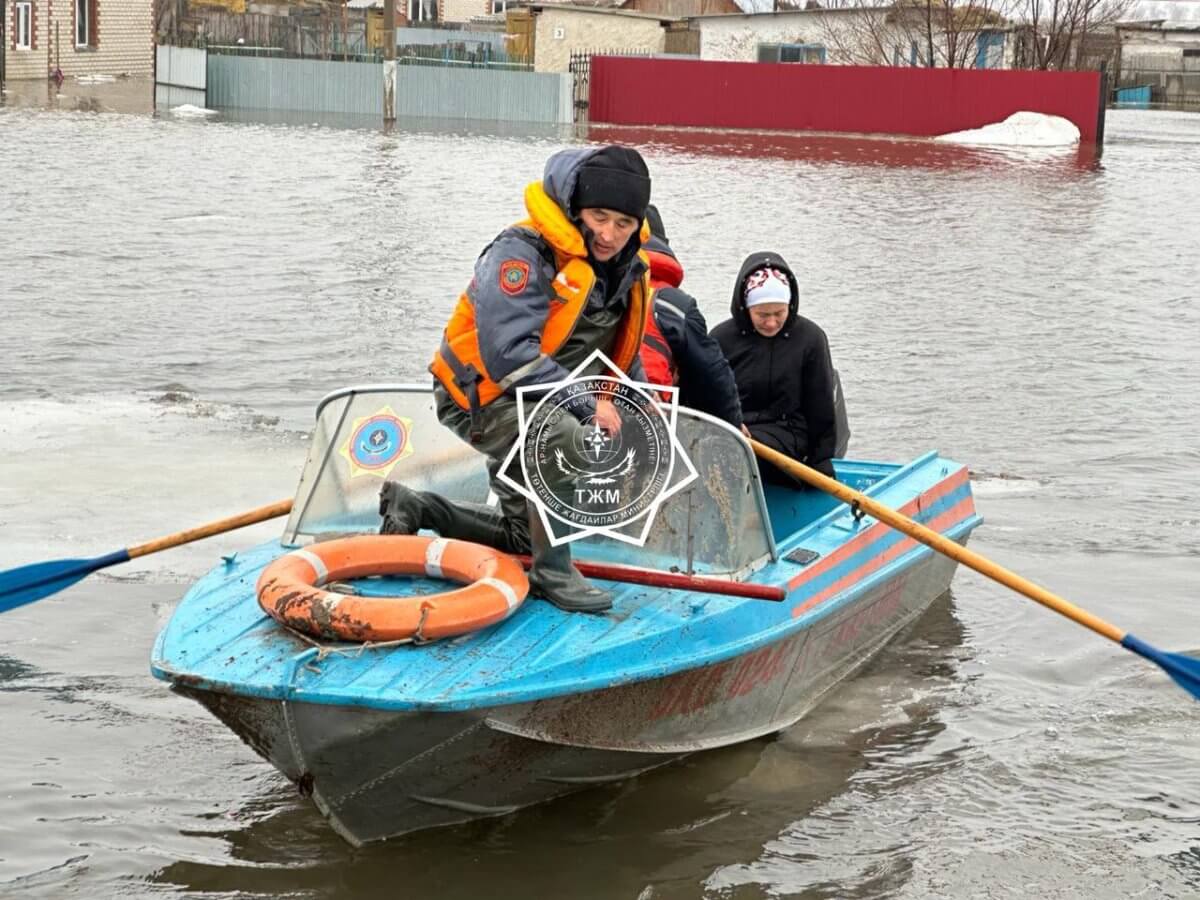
[498,350,697,547]
[499,259,530,296]
[339,406,414,479]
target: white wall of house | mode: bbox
[533,7,665,73]
[695,10,1012,68]
[1120,29,1200,58]
[5,0,152,80]
[697,10,899,64]
[441,0,483,25]
[441,0,514,23]
[6,0,46,78]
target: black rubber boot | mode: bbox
[379,482,528,553]
[526,510,612,613]
[418,495,526,552]
[379,481,422,535]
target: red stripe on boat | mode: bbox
[790,493,977,619]
[787,466,970,592]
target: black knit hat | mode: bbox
[572,145,651,220]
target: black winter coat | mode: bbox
[710,251,840,482]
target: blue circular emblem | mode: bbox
[349,415,407,470]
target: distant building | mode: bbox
[443,0,513,24]
[515,3,677,72]
[693,6,1013,68]
[1116,20,1200,107]
[1118,20,1200,58]
[693,7,892,64]
[4,0,152,80]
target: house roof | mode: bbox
[689,5,888,19]
[525,2,681,22]
[730,0,775,11]
[1126,0,1200,24]
[544,0,769,10]
[1118,20,1200,30]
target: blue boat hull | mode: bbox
[168,523,973,845]
[151,386,982,844]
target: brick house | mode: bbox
[4,0,152,80]
[442,0,513,23]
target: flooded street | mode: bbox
[1,83,1199,898]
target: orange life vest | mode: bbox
[639,244,687,391]
[429,182,651,417]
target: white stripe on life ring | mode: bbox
[425,538,449,579]
[480,576,521,611]
[292,549,328,586]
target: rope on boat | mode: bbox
[282,623,418,672]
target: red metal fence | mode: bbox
[589,58,1104,143]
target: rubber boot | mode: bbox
[526,509,612,613]
[417,494,526,552]
[379,481,421,535]
[379,482,527,553]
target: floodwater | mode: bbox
[1,79,1198,899]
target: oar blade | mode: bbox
[0,550,129,614]
[1121,634,1200,701]
[0,559,96,613]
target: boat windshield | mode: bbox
[283,385,775,577]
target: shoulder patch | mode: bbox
[499,259,530,296]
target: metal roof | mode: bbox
[1126,0,1200,23]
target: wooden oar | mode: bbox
[750,439,1200,701]
[0,499,294,614]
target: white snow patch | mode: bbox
[170,104,219,117]
[935,111,1081,147]
[77,73,116,84]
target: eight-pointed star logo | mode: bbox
[497,350,697,547]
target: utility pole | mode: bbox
[383,0,396,126]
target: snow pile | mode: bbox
[935,112,1081,147]
[77,73,116,84]
[170,104,219,117]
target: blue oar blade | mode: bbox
[1121,634,1200,701]
[0,550,130,614]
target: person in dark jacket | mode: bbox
[637,205,743,430]
[380,145,654,613]
[711,252,845,487]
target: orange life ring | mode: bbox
[255,535,529,643]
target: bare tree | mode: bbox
[812,3,902,65]
[1011,0,1132,69]
[815,0,1013,68]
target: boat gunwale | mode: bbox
[150,502,982,713]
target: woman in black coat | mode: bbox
[711,251,845,487]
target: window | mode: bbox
[74,0,94,47]
[489,0,507,13]
[782,43,825,64]
[407,0,435,22]
[757,42,826,64]
[15,1,32,49]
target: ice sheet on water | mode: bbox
[0,392,307,578]
[969,472,1045,497]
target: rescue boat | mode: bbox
[151,384,982,846]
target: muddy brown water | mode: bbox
[1,83,1198,898]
